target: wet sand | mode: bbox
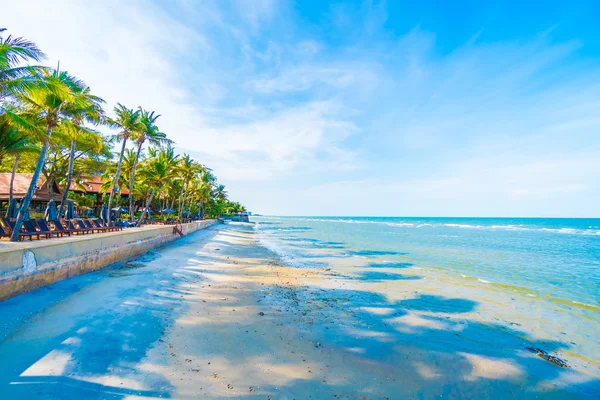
[0,222,597,399]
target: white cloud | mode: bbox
[4,0,355,181]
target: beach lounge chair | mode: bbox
[103,220,123,231]
[91,219,116,232]
[23,220,51,240]
[85,219,108,232]
[2,218,24,241]
[0,224,10,238]
[79,219,101,233]
[2,218,35,241]
[2,218,36,240]
[74,219,95,234]
[52,220,73,236]
[36,219,64,238]
[68,220,90,234]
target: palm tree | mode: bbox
[176,154,199,220]
[0,115,38,210]
[128,109,171,222]
[58,86,105,217]
[104,104,142,224]
[100,148,136,213]
[137,153,171,224]
[0,28,46,102]
[152,146,179,220]
[8,68,83,241]
[0,114,33,165]
[215,184,228,202]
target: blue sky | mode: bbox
[6,0,600,216]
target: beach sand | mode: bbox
[0,222,597,399]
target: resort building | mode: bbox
[0,173,129,216]
[0,173,62,210]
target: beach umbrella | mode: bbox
[100,204,108,222]
[66,200,75,219]
[6,198,18,219]
[79,205,92,217]
[45,200,58,221]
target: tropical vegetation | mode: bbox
[0,28,246,241]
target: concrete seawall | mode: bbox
[0,220,216,301]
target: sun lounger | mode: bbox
[73,219,94,234]
[53,220,74,236]
[78,218,101,233]
[36,219,64,238]
[0,224,10,238]
[2,218,35,241]
[91,219,117,232]
[68,220,90,234]
[84,218,109,232]
[23,220,51,240]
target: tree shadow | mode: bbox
[347,249,409,256]
[343,271,422,282]
[364,261,415,268]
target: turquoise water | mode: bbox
[254,216,600,310]
[253,216,600,389]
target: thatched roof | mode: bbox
[0,173,62,202]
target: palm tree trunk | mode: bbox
[186,195,193,220]
[58,139,76,218]
[129,141,144,222]
[138,188,156,225]
[177,181,186,220]
[157,186,164,221]
[107,138,128,225]
[8,153,20,206]
[10,126,52,241]
[159,187,165,220]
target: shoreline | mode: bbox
[0,222,597,398]
[254,217,600,377]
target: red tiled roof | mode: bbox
[69,175,129,195]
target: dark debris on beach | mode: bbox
[526,347,569,368]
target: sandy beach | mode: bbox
[0,222,597,399]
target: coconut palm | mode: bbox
[137,153,172,224]
[104,104,142,224]
[215,184,227,202]
[176,154,200,219]
[128,109,171,222]
[8,68,85,241]
[150,146,179,219]
[0,115,38,210]
[58,86,105,217]
[100,148,136,213]
[0,114,34,165]
[0,28,46,102]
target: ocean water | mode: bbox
[253,216,600,372]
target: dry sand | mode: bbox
[0,222,597,399]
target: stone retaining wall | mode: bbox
[0,220,216,301]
